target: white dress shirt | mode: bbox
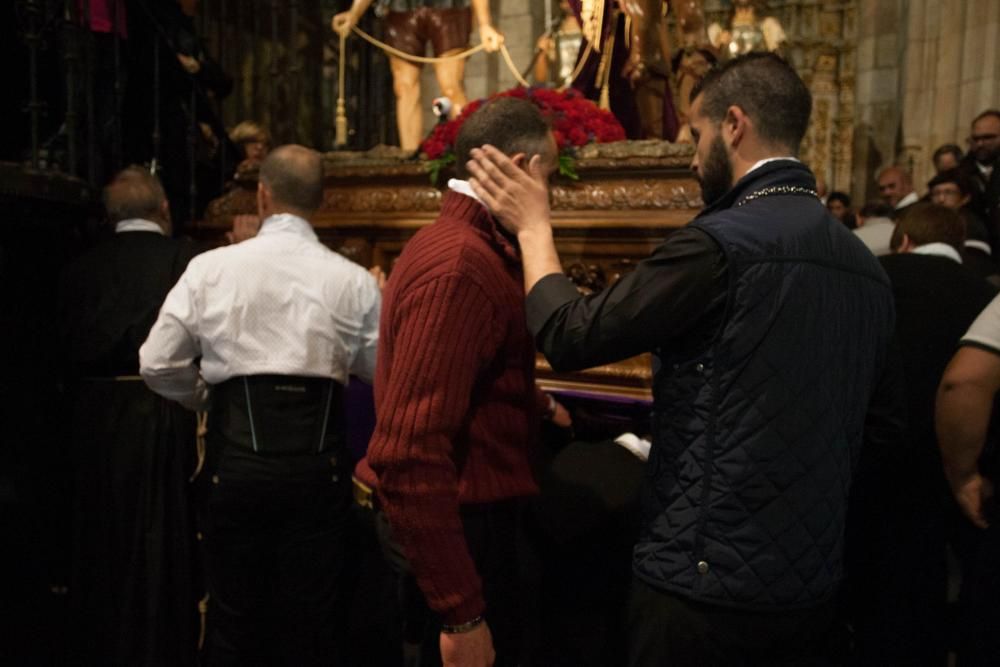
[140,213,381,410]
[853,217,896,256]
[895,191,920,209]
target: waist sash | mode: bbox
[212,375,345,455]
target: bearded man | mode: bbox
[467,52,896,666]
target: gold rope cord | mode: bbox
[189,411,208,483]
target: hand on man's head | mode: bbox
[467,145,552,239]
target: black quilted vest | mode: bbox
[633,161,895,610]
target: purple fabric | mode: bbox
[344,379,377,463]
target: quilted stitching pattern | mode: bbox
[635,196,894,609]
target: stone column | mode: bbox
[852,0,906,205]
[901,0,1000,192]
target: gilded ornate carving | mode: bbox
[323,186,442,213]
[552,179,702,210]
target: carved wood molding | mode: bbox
[201,155,702,230]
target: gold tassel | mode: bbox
[197,593,210,652]
[335,32,348,147]
[189,411,208,483]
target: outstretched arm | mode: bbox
[471,0,503,52]
[936,345,1000,528]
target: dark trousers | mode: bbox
[373,500,527,667]
[197,442,351,667]
[627,577,842,667]
[956,523,1000,667]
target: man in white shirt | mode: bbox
[878,165,919,212]
[140,145,381,666]
[937,289,1000,666]
[853,201,897,256]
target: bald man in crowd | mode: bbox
[141,145,381,666]
[878,165,919,214]
[59,166,202,665]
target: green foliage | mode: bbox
[558,153,579,181]
[427,154,456,185]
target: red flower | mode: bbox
[420,86,625,159]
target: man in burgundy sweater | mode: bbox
[365,97,558,667]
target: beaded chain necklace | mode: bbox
[736,185,819,207]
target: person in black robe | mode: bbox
[58,166,202,666]
[849,203,997,665]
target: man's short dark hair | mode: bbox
[690,52,812,154]
[928,168,974,196]
[259,145,324,212]
[932,143,963,164]
[103,165,167,223]
[827,191,851,208]
[890,202,966,252]
[454,97,551,179]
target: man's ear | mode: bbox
[723,105,748,147]
[897,233,915,253]
[257,182,268,215]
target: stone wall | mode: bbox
[900,0,1000,193]
[854,0,1000,204]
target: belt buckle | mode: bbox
[352,475,375,509]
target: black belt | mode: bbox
[212,375,345,455]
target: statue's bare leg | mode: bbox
[433,52,468,117]
[390,55,424,151]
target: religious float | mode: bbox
[201,86,703,411]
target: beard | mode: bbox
[974,145,999,165]
[697,135,734,206]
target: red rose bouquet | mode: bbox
[422,86,625,183]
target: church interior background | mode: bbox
[1,0,999,662]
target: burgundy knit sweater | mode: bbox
[366,191,540,624]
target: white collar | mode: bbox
[447,178,485,205]
[966,239,992,256]
[895,191,920,209]
[614,432,650,462]
[115,218,166,235]
[978,162,994,177]
[912,242,963,264]
[257,213,317,241]
[745,156,801,176]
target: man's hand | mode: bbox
[467,145,551,239]
[550,398,572,429]
[331,11,358,38]
[225,214,261,244]
[479,24,504,53]
[177,53,201,74]
[369,265,387,291]
[468,145,563,293]
[439,622,495,667]
[952,472,994,529]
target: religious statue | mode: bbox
[532,0,583,87]
[332,0,503,152]
[569,0,679,141]
[708,0,786,60]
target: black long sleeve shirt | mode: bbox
[525,227,729,372]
